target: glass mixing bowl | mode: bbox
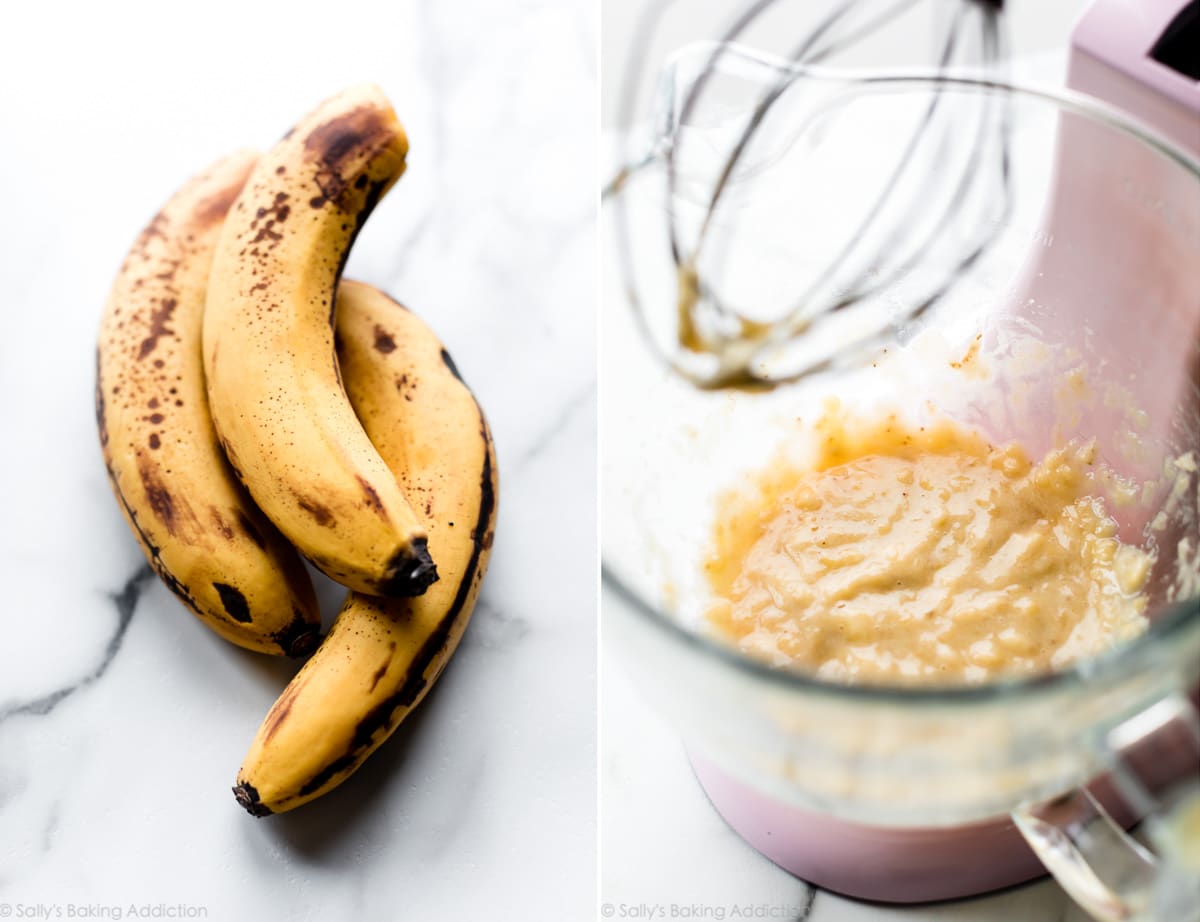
[602,43,1200,921]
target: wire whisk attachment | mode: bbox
[611,0,1013,389]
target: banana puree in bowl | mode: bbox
[703,408,1153,685]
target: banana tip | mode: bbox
[273,612,322,659]
[383,538,438,597]
[287,628,321,659]
[233,781,273,817]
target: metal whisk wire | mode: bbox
[612,0,1014,389]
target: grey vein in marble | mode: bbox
[39,800,59,854]
[795,887,817,921]
[460,598,532,652]
[513,380,597,473]
[0,564,152,724]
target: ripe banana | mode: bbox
[233,280,498,815]
[96,152,321,657]
[203,85,436,597]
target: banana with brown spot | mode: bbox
[96,152,320,656]
[203,85,436,597]
[233,280,497,815]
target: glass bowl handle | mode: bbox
[1013,692,1200,922]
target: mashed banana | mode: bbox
[705,415,1151,684]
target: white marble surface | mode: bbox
[0,1,595,919]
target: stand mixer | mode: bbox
[603,0,1200,917]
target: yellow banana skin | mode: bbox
[96,152,321,657]
[233,280,498,815]
[203,85,436,597]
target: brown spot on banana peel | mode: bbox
[372,325,396,354]
[296,440,494,798]
[356,475,386,517]
[136,297,178,360]
[295,495,335,528]
[138,459,177,535]
[261,679,305,742]
[304,105,391,175]
[247,192,291,247]
[210,508,235,540]
[304,112,393,212]
[309,169,348,211]
[212,582,252,623]
[368,641,398,693]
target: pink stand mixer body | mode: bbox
[686,0,1200,904]
[998,0,1200,496]
[690,699,1200,902]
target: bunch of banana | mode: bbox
[95,85,497,813]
